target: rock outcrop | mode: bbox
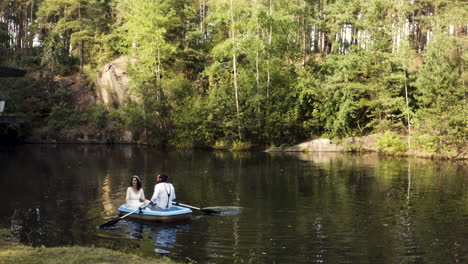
[285,138,345,152]
[95,57,131,107]
[268,135,379,152]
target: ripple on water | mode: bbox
[205,206,242,216]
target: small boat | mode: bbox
[118,204,192,222]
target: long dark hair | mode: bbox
[130,175,142,190]
[158,174,169,182]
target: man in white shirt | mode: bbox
[150,174,176,210]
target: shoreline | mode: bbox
[13,137,467,161]
[0,229,175,264]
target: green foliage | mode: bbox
[377,131,408,154]
[100,31,130,61]
[46,105,81,131]
[413,23,467,155]
[231,140,252,151]
[82,105,122,130]
[170,95,221,147]
[415,134,437,153]
[0,23,9,62]
[294,51,406,139]
[213,140,230,150]
[0,0,465,157]
[415,33,464,111]
[46,102,125,134]
[0,24,8,42]
[36,0,113,73]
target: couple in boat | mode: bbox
[126,174,175,210]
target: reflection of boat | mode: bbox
[121,218,192,254]
[118,204,192,222]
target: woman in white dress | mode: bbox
[126,175,149,208]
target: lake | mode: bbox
[0,144,466,263]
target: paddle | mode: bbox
[174,202,220,214]
[99,203,150,229]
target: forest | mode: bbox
[0,0,466,156]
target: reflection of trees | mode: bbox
[395,160,423,263]
[1,144,146,246]
[371,158,468,263]
[101,174,114,216]
[2,145,467,262]
[278,152,467,263]
[10,207,47,246]
[310,216,326,263]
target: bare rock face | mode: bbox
[95,57,131,107]
[285,138,345,152]
[267,135,379,153]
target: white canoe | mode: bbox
[118,204,192,222]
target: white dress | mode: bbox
[151,183,176,209]
[126,187,146,208]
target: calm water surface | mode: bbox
[0,145,467,263]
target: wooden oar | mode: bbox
[99,203,150,229]
[174,202,220,214]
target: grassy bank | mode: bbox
[0,229,176,264]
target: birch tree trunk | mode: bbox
[254,0,260,113]
[157,47,162,101]
[230,0,241,140]
[200,0,206,41]
[302,0,306,66]
[404,70,411,150]
[266,0,273,103]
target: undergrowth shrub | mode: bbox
[231,140,252,151]
[415,134,437,153]
[377,131,408,154]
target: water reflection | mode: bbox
[205,206,242,216]
[0,145,466,263]
[393,160,423,263]
[119,219,191,254]
[10,207,46,246]
[122,219,144,240]
[101,174,114,217]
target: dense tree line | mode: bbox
[0,0,466,155]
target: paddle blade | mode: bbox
[99,217,121,229]
[174,202,221,215]
[201,208,220,215]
